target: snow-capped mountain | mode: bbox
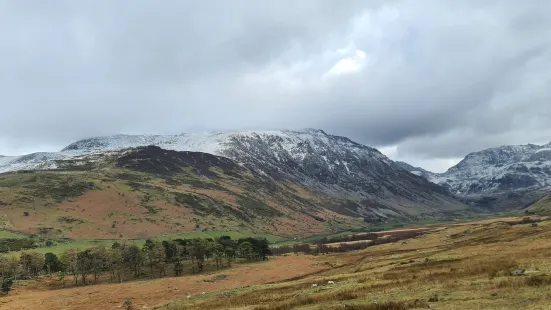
[0,152,65,173]
[435,142,551,196]
[391,142,551,210]
[0,129,466,216]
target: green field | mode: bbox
[156,230,285,243]
[0,230,28,239]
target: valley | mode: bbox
[1,215,550,309]
[1,129,551,310]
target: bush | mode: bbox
[1,277,14,295]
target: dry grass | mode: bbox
[4,215,551,310]
[157,215,551,310]
[525,275,551,287]
[327,300,430,310]
[0,255,324,310]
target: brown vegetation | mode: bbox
[158,215,551,310]
[2,216,551,309]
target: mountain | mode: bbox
[0,129,469,238]
[393,161,437,180]
[417,142,551,210]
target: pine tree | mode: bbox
[1,277,14,295]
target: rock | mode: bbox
[511,269,526,276]
[327,280,335,284]
[312,284,318,287]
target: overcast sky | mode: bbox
[1,1,550,172]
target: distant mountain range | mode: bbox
[2,129,550,238]
[396,142,551,210]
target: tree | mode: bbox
[172,244,185,276]
[106,248,124,283]
[143,239,166,278]
[60,249,80,286]
[1,277,13,295]
[224,246,235,267]
[20,251,45,278]
[212,242,225,270]
[218,236,236,267]
[76,249,94,285]
[57,271,66,288]
[256,238,271,261]
[44,253,62,274]
[162,240,178,262]
[187,239,207,273]
[0,255,20,279]
[122,245,143,278]
[237,241,254,262]
[90,246,108,283]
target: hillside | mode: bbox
[0,130,469,238]
[528,194,551,214]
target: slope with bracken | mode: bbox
[0,130,469,239]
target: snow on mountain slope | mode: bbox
[392,161,437,181]
[0,152,66,173]
[421,142,551,200]
[1,129,466,216]
[60,129,391,164]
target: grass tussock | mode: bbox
[327,300,430,310]
[525,275,551,287]
[494,274,551,289]
[472,257,520,278]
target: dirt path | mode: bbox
[0,255,325,310]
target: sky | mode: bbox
[1,1,550,172]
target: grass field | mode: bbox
[3,215,550,309]
[0,229,27,239]
[157,215,551,310]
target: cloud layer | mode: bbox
[1,1,550,171]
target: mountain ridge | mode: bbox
[0,130,471,238]
[0,129,469,235]
[391,141,551,210]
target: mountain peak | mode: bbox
[435,141,551,200]
[4,129,391,173]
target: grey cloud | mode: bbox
[0,0,550,173]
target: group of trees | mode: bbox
[272,230,426,255]
[270,242,374,255]
[0,236,271,293]
[317,233,379,244]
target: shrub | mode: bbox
[525,275,551,287]
[1,277,14,295]
[328,300,430,310]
